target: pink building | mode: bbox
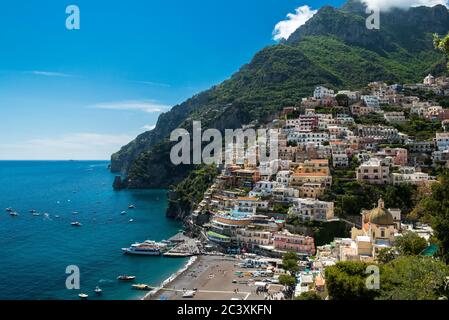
[273,231,316,255]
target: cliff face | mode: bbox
[111,1,448,191]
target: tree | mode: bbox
[335,94,349,107]
[282,252,300,274]
[295,291,322,300]
[434,33,449,70]
[325,261,379,300]
[394,231,428,256]
[279,274,297,288]
[376,248,398,264]
[420,173,449,263]
[380,256,449,300]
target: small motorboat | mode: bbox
[121,211,127,215]
[9,212,19,217]
[71,222,82,227]
[132,284,152,291]
[94,286,102,295]
[30,209,37,213]
[55,215,61,219]
[5,207,13,213]
[117,275,136,281]
[128,204,135,209]
[183,290,196,298]
[129,219,134,223]
[78,293,89,300]
[32,212,41,216]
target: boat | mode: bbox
[9,212,19,217]
[182,290,196,298]
[132,284,153,291]
[55,215,60,219]
[122,241,168,256]
[30,210,37,213]
[128,204,135,209]
[5,207,13,212]
[71,222,82,227]
[121,211,127,215]
[32,212,41,216]
[78,293,89,300]
[117,275,136,281]
[129,219,134,223]
[94,286,102,295]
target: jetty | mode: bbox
[163,233,200,257]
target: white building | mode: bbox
[391,167,436,185]
[288,198,335,221]
[287,131,329,146]
[436,132,449,151]
[362,95,380,109]
[314,86,335,99]
[276,170,291,187]
[384,112,406,124]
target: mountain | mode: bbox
[111,1,449,191]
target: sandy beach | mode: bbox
[146,255,267,301]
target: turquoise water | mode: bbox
[0,161,187,300]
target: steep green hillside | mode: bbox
[111,2,449,192]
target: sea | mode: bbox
[0,161,188,300]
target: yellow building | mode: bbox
[351,199,400,259]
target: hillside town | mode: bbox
[182,74,449,299]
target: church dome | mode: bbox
[368,199,395,226]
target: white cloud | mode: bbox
[0,133,134,160]
[133,80,171,88]
[141,124,156,131]
[362,0,448,10]
[273,5,317,41]
[88,100,170,113]
[26,70,74,78]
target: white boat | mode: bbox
[71,222,82,227]
[9,212,19,217]
[117,275,136,281]
[129,219,134,223]
[183,290,196,298]
[32,212,41,216]
[128,204,135,209]
[122,241,168,256]
[94,286,102,295]
[5,207,13,212]
[78,293,89,300]
[121,211,127,215]
[30,210,37,213]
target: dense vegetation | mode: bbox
[166,165,219,219]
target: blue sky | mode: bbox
[0,0,346,160]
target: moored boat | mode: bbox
[71,221,82,227]
[132,284,153,291]
[117,275,136,281]
[122,240,168,256]
[78,293,89,300]
[94,286,102,295]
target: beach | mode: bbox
[146,255,267,301]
